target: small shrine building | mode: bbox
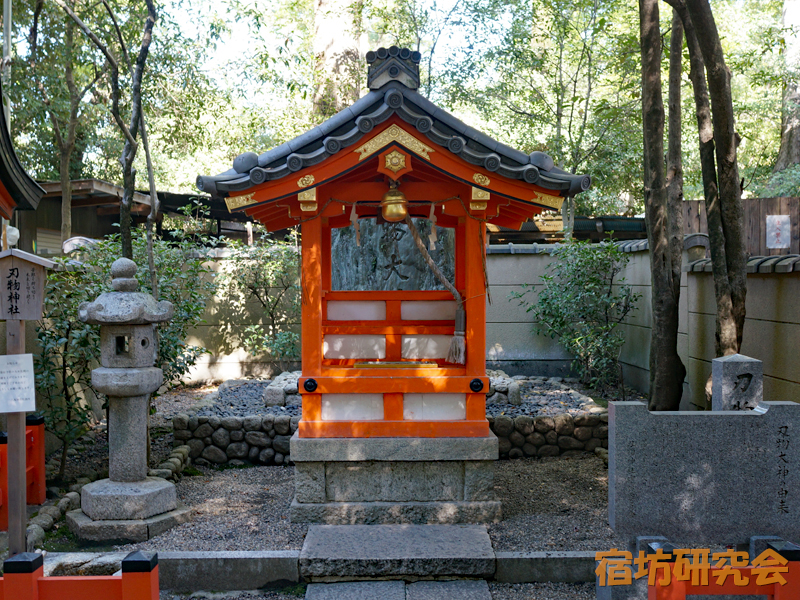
[198,47,591,523]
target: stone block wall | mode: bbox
[488,412,608,459]
[172,413,300,467]
[173,409,607,466]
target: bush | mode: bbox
[35,227,217,476]
[218,231,300,374]
[511,240,640,394]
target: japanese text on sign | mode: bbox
[0,353,36,413]
[595,548,791,588]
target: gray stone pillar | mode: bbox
[108,395,149,482]
[711,353,763,411]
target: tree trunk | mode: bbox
[313,0,362,119]
[775,0,800,171]
[684,0,747,354]
[59,150,72,244]
[666,10,684,303]
[120,162,134,259]
[640,0,685,410]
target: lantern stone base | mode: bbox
[81,477,177,520]
[289,432,501,524]
[67,477,189,543]
[66,503,191,544]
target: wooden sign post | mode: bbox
[0,249,53,556]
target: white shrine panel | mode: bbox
[400,300,457,321]
[322,394,384,421]
[401,335,453,359]
[323,335,386,359]
[403,393,466,420]
[327,301,386,321]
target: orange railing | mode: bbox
[0,415,46,530]
[647,543,800,599]
[0,551,159,600]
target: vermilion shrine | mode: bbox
[199,47,591,523]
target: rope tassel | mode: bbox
[404,214,466,365]
[428,203,438,250]
[350,203,360,246]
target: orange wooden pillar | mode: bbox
[3,552,43,600]
[0,415,46,532]
[464,213,487,421]
[25,415,46,506]
[301,216,323,425]
[120,551,160,600]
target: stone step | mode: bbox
[306,581,405,600]
[299,524,495,580]
[305,580,492,600]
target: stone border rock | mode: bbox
[149,444,194,481]
[173,409,607,466]
[488,412,609,459]
[173,413,300,467]
[27,444,194,552]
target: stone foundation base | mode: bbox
[66,503,191,543]
[290,432,501,525]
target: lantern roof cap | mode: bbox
[78,258,173,325]
[197,50,591,200]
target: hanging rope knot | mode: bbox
[404,214,466,365]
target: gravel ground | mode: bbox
[118,464,307,552]
[116,450,615,553]
[490,453,624,551]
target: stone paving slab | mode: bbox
[299,524,495,580]
[305,581,406,600]
[406,580,491,599]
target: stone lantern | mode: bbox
[66,258,189,542]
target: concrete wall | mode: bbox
[686,270,800,408]
[484,247,571,376]
[165,240,800,411]
[184,257,301,383]
[182,243,700,388]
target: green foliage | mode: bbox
[35,258,104,478]
[751,164,800,199]
[219,231,301,373]
[511,240,640,394]
[36,228,218,467]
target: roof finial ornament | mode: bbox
[366,46,421,91]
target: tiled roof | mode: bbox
[197,48,591,200]
[0,82,44,211]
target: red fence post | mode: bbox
[121,551,159,600]
[3,552,43,600]
[25,415,46,506]
[0,432,7,531]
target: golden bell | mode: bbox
[381,184,408,222]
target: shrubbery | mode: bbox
[511,240,640,395]
[218,231,300,373]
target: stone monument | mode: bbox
[711,353,763,411]
[599,354,799,599]
[67,258,191,542]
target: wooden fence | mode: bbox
[684,197,800,256]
